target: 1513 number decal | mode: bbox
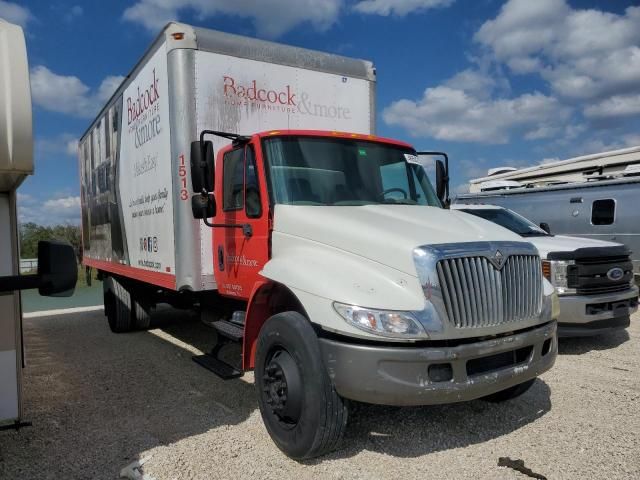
[178,154,188,200]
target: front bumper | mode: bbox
[557,286,638,335]
[319,321,557,406]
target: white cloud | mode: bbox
[475,0,640,109]
[35,133,79,158]
[123,0,343,38]
[383,74,569,144]
[353,0,454,16]
[583,94,640,119]
[30,66,124,118]
[18,195,81,225]
[44,196,81,210]
[0,1,32,27]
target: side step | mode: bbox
[192,354,243,380]
[211,320,243,341]
[193,317,245,380]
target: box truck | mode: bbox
[79,23,558,459]
[1,19,77,428]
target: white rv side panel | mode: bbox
[0,193,20,423]
[194,50,373,275]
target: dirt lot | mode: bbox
[1,308,638,479]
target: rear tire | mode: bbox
[133,299,152,330]
[255,312,348,460]
[103,276,133,333]
[482,378,535,402]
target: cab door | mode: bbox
[213,143,270,300]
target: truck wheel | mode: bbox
[482,378,535,403]
[255,312,348,460]
[103,276,133,333]
[133,299,152,330]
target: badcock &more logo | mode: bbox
[222,76,352,120]
[127,69,162,149]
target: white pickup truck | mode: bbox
[451,204,639,336]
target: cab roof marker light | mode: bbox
[171,32,185,40]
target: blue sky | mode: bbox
[4,0,640,224]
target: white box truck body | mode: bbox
[80,23,558,459]
[79,23,375,291]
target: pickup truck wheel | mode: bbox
[103,276,133,333]
[482,378,535,402]
[255,312,348,460]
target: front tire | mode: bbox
[255,312,348,460]
[482,378,535,402]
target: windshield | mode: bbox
[461,208,549,237]
[262,136,441,207]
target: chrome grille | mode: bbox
[436,255,543,328]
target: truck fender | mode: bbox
[242,279,308,370]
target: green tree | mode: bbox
[19,223,82,261]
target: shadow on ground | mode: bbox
[0,308,254,480]
[558,328,630,356]
[1,307,553,477]
[304,379,551,463]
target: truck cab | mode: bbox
[187,129,558,458]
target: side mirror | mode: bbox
[435,159,449,206]
[190,140,215,192]
[37,240,77,297]
[539,222,551,234]
[191,193,216,220]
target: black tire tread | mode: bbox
[104,276,133,333]
[256,311,348,459]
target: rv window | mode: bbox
[223,148,245,211]
[591,199,615,225]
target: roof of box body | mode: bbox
[80,22,375,141]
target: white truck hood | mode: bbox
[272,204,524,276]
[526,234,622,259]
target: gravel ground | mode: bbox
[1,308,638,479]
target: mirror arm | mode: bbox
[0,274,41,293]
[200,209,253,238]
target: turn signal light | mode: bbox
[542,260,551,281]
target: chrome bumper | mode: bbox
[557,286,638,325]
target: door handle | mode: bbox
[218,246,224,271]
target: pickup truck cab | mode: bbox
[451,204,638,336]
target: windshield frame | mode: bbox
[260,135,441,208]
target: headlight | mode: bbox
[542,260,576,295]
[333,302,427,338]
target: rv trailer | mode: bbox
[460,146,640,278]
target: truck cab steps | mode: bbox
[211,319,243,341]
[192,353,243,379]
[193,315,246,380]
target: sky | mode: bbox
[4,0,640,225]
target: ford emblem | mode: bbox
[606,267,625,281]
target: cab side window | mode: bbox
[223,146,262,216]
[591,199,615,225]
[223,148,245,211]
[245,146,262,218]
